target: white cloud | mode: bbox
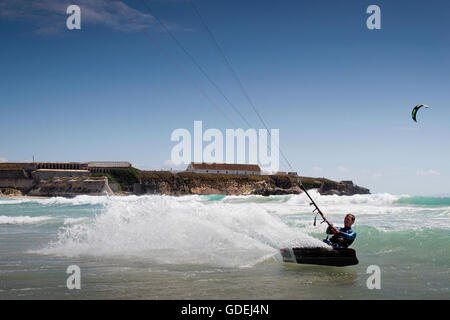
[360,169,383,179]
[163,159,186,170]
[416,169,440,176]
[0,157,7,162]
[337,166,350,174]
[0,0,179,34]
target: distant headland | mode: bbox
[0,161,370,198]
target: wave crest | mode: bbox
[0,215,53,225]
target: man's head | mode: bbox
[344,214,355,228]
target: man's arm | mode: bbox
[337,228,357,240]
[326,224,339,235]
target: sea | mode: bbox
[0,191,449,299]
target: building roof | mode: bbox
[188,162,261,172]
[87,162,131,168]
[35,169,90,172]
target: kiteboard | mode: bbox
[280,247,359,267]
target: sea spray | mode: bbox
[39,195,327,267]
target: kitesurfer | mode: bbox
[323,214,356,248]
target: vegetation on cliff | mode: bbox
[92,167,140,192]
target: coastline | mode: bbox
[0,194,50,199]
[0,171,370,198]
[0,163,370,198]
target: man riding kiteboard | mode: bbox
[323,214,357,248]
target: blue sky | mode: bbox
[1,0,449,195]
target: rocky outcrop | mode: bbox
[0,187,23,197]
[318,180,370,196]
[0,169,35,193]
[135,171,370,196]
[0,168,114,197]
[27,177,113,197]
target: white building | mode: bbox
[186,162,261,175]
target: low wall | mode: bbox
[32,169,90,180]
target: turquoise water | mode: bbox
[203,194,226,201]
[396,196,450,206]
[0,192,449,299]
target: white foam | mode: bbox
[0,199,34,205]
[0,215,53,225]
[63,217,89,225]
[0,195,116,206]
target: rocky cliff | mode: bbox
[0,169,113,197]
[135,171,370,196]
[0,168,370,197]
[27,177,113,197]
